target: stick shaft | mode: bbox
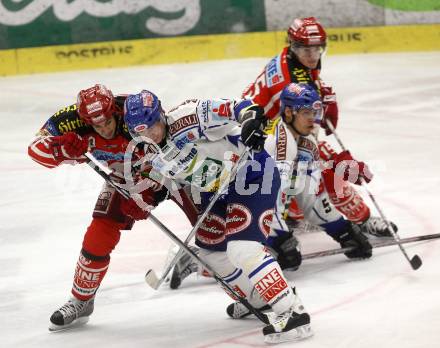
[303,233,440,260]
[86,151,268,323]
[325,120,422,269]
[149,147,250,288]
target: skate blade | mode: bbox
[264,324,313,344]
[48,316,90,332]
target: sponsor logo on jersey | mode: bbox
[188,157,223,190]
[277,125,287,160]
[199,213,225,235]
[175,131,196,149]
[258,209,274,237]
[224,285,247,301]
[74,260,108,293]
[226,203,252,235]
[211,100,231,118]
[167,146,198,177]
[266,55,284,88]
[195,100,210,123]
[94,191,113,214]
[298,137,319,160]
[169,114,198,136]
[57,117,87,134]
[52,104,77,117]
[292,67,312,84]
[255,268,288,302]
[91,149,125,162]
[196,213,226,245]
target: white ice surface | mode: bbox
[0,51,439,348]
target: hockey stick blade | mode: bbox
[410,255,422,270]
[144,269,161,290]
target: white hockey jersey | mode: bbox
[264,117,322,231]
[147,98,250,194]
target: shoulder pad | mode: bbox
[167,100,200,138]
[264,117,281,135]
[48,104,91,135]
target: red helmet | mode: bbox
[77,84,115,125]
[287,17,327,47]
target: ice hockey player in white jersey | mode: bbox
[265,83,373,259]
[170,83,375,290]
[124,90,313,343]
[224,83,373,322]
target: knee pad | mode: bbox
[199,248,265,307]
[226,240,268,275]
[199,249,235,278]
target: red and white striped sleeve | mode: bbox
[28,130,60,169]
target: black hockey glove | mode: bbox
[239,105,268,151]
[332,222,372,259]
[271,232,302,271]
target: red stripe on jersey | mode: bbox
[28,136,60,168]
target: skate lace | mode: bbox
[58,299,88,320]
[366,217,388,233]
[271,310,292,330]
[232,302,249,318]
[180,262,198,280]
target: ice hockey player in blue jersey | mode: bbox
[123,90,313,344]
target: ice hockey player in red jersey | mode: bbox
[28,84,199,331]
[242,16,397,238]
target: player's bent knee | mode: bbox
[226,240,267,274]
[198,249,235,278]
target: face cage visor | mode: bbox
[291,43,327,60]
[128,112,165,142]
[292,104,323,125]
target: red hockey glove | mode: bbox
[49,132,88,162]
[319,84,338,135]
[120,189,157,221]
[332,150,373,185]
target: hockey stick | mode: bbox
[325,120,422,270]
[147,213,269,324]
[144,147,251,290]
[85,152,131,199]
[302,232,440,260]
[85,151,269,324]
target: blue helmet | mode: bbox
[124,90,163,136]
[280,83,322,121]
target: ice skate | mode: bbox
[170,246,199,289]
[361,216,398,238]
[262,291,313,344]
[262,308,313,344]
[49,297,94,332]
